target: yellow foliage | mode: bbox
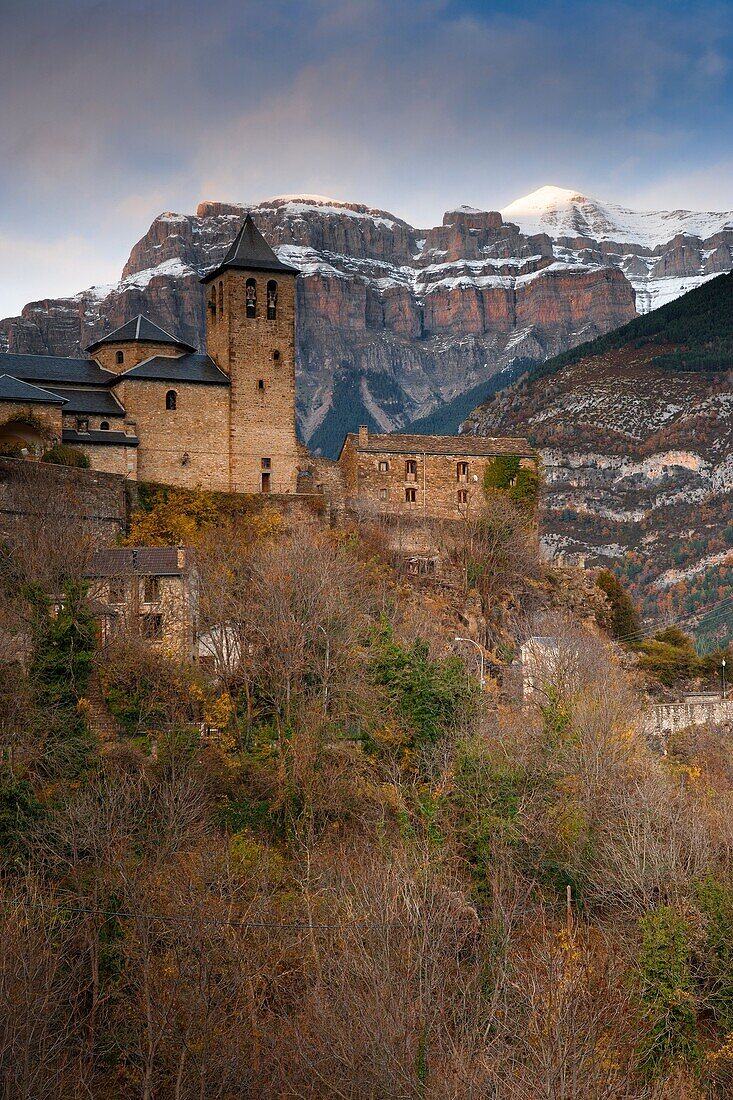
[125,485,284,547]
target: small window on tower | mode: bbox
[457,489,468,505]
[246,278,257,318]
[267,280,278,320]
[100,421,110,431]
[257,379,265,391]
[273,350,280,362]
[115,350,124,365]
[405,487,417,504]
[165,390,177,411]
[261,457,272,470]
[209,289,217,317]
[378,460,389,472]
[76,417,89,433]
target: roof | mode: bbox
[113,352,229,385]
[201,214,299,282]
[0,374,67,405]
[87,547,190,577]
[0,352,115,386]
[86,314,195,353]
[341,431,537,459]
[62,428,138,447]
[51,387,126,417]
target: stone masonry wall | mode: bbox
[342,440,537,521]
[0,401,64,452]
[115,379,230,489]
[69,442,137,478]
[92,341,185,375]
[0,456,127,542]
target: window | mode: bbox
[457,489,468,505]
[405,487,416,504]
[257,379,265,391]
[76,417,89,433]
[405,459,417,481]
[261,457,271,493]
[143,576,160,604]
[208,289,217,318]
[141,613,164,640]
[379,488,388,501]
[266,280,278,320]
[378,460,389,473]
[108,579,126,604]
[165,390,177,411]
[218,282,224,316]
[246,278,257,318]
[115,350,124,365]
[457,461,469,480]
[261,457,272,469]
[273,350,280,362]
[100,421,110,431]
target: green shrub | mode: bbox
[637,907,700,1077]
[597,569,640,640]
[41,444,90,468]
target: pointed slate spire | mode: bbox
[201,214,299,283]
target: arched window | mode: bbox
[165,390,177,411]
[273,350,280,362]
[246,278,257,318]
[267,280,278,320]
[209,288,217,319]
[218,283,224,316]
[115,350,124,365]
[100,421,110,431]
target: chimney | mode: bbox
[358,424,369,447]
[177,546,186,571]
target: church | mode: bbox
[0,216,302,494]
[0,215,536,519]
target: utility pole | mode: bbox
[723,657,727,701]
[455,636,485,690]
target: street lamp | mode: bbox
[455,636,485,690]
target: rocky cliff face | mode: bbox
[6,186,732,456]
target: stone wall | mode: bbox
[341,438,536,521]
[0,456,127,542]
[92,341,184,375]
[70,442,137,478]
[645,695,733,740]
[115,379,230,489]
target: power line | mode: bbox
[615,592,733,646]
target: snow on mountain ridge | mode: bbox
[502,185,733,249]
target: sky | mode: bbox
[1,0,732,318]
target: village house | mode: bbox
[85,546,198,661]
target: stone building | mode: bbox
[86,546,198,660]
[0,213,536,514]
[0,216,301,494]
[338,426,537,520]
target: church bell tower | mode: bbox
[202,215,300,494]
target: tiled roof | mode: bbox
[86,314,195,353]
[343,431,536,458]
[0,374,66,404]
[51,387,126,417]
[0,353,114,386]
[113,352,229,385]
[88,547,189,576]
[62,428,138,447]
[201,214,298,282]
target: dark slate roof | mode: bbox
[0,352,115,386]
[86,314,195,353]
[341,431,537,459]
[113,352,229,385]
[62,428,138,447]
[51,387,126,417]
[0,374,67,405]
[201,214,299,282]
[87,547,189,577]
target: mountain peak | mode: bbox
[502,185,591,217]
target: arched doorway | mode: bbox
[0,418,46,457]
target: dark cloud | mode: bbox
[1,0,732,315]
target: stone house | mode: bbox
[86,546,198,660]
[337,425,537,520]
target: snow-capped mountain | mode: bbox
[502,185,733,312]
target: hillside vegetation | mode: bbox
[3,473,733,1097]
